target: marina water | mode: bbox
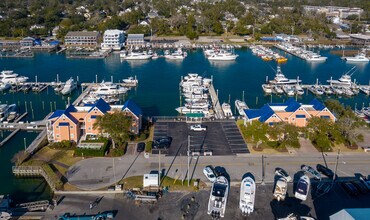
[0,48,369,202]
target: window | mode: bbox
[56,126,59,129]
[71,134,74,138]
[70,126,74,129]
[88,127,91,130]
[321,115,330,119]
[296,114,306,118]
[56,134,60,138]
[88,118,91,122]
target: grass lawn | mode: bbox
[119,175,207,192]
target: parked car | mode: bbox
[316,164,336,179]
[341,182,359,197]
[351,181,368,194]
[203,166,216,182]
[190,124,207,131]
[301,164,321,180]
[275,168,292,182]
[153,136,173,149]
[361,146,370,152]
[214,166,227,177]
[137,142,145,152]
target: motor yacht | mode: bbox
[120,51,152,60]
[269,66,301,85]
[60,77,77,95]
[208,50,238,61]
[282,85,295,96]
[221,103,233,118]
[343,52,369,62]
[295,84,304,95]
[165,48,187,60]
[122,76,138,84]
[207,176,229,218]
[92,81,128,95]
[262,84,273,94]
[235,100,249,116]
[0,70,29,84]
[239,176,255,215]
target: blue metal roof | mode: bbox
[310,98,325,111]
[244,109,262,119]
[48,110,65,119]
[259,104,275,122]
[122,99,142,117]
[88,98,111,113]
[284,98,301,112]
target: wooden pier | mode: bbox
[208,84,224,119]
[26,128,47,154]
[12,166,56,191]
[13,200,50,212]
[0,128,20,147]
[14,112,28,123]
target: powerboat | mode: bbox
[221,103,233,118]
[235,100,248,116]
[0,83,11,92]
[208,50,238,61]
[120,51,152,60]
[122,76,138,84]
[295,84,304,95]
[207,176,229,218]
[343,52,369,62]
[295,175,310,201]
[269,66,301,85]
[327,74,353,87]
[273,177,288,201]
[239,177,255,215]
[175,106,209,115]
[165,48,187,60]
[262,84,273,94]
[283,85,295,96]
[60,77,76,95]
[304,53,327,62]
[0,70,29,84]
[0,104,16,122]
[92,81,128,95]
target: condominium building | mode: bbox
[126,34,145,47]
[47,99,143,142]
[244,98,336,127]
[64,31,100,48]
[101,29,125,51]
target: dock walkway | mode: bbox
[26,128,47,154]
[209,84,224,119]
[0,128,20,147]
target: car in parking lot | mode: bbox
[190,124,207,131]
[203,166,216,182]
[153,136,173,149]
[361,146,370,152]
[214,166,227,177]
[136,142,145,152]
[316,164,336,179]
[341,182,359,197]
[301,164,321,180]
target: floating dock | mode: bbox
[0,128,20,147]
[208,84,224,119]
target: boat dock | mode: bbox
[13,200,50,212]
[0,128,21,147]
[12,166,57,191]
[26,128,47,154]
[209,84,224,119]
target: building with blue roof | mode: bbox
[47,99,143,143]
[244,98,335,127]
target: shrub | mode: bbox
[145,141,153,153]
[110,142,127,157]
[49,140,76,150]
[74,139,109,157]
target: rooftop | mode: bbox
[66,31,100,37]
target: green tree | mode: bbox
[244,120,269,143]
[93,111,132,148]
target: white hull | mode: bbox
[222,103,233,118]
[239,177,255,215]
[235,100,248,116]
[2,77,28,84]
[208,55,238,61]
[273,177,287,201]
[165,55,185,60]
[306,57,327,62]
[344,58,369,62]
[121,55,152,60]
[208,176,229,218]
[294,175,310,201]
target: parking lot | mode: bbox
[152,121,249,156]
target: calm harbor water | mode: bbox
[0,48,369,202]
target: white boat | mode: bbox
[82,95,99,104]
[221,103,233,118]
[120,51,152,60]
[0,104,16,122]
[92,81,128,95]
[0,70,29,84]
[273,177,288,201]
[239,177,255,215]
[305,53,327,62]
[327,74,353,87]
[122,76,138,84]
[60,77,76,95]
[0,212,11,220]
[207,176,229,218]
[274,86,284,94]
[269,66,301,85]
[278,213,316,220]
[235,100,248,116]
[294,175,310,201]
[343,52,369,62]
[175,106,209,115]
[262,84,273,94]
[0,83,11,92]
[208,50,238,61]
[295,84,304,95]
[165,48,187,60]
[283,85,295,96]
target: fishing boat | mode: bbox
[0,70,29,84]
[122,76,138,84]
[268,66,301,85]
[327,73,353,87]
[308,85,324,96]
[273,176,288,201]
[235,100,249,116]
[274,86,284,95]
[343,52,369,62]
[295,175,310,201]
[61,77,76,95]
[239,176,255,215]
[295,84,304,95]
[222,103,233,118]
[165,48,187,60]
[207,176,229,218]
[282,85,295,96]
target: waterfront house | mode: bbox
[101,29,125,51]
[243,98,336,127]
[126,34,145,47]
[47,99,142,143]
[64,31,100,48]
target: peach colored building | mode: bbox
[47,99,142,142]
[243,98,336,127]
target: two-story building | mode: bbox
[244,98,336,127]
[101,29,125,51]
[64,31,100,48]
[47,99,142,142]
[126,34,145,47]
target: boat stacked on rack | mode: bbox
[177,73,213,117]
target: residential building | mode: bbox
[20,37,35,47]
[243,98,336,127]
[126,34,145,47]
[64,31,100,48]
[47,99,143,142]
[0,40,20,49]
[101,29,125,51]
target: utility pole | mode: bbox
[159,150,161,184]
[261,155,265,185]
[187,135,190,187]
[332,149,340,185]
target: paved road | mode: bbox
[67,152,370,190]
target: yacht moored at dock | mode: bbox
[120,51,152,60]
[221,103,233,118]
[342,52,369,62]
[0,70,29,84]
[239,176,255,215]
[91,81,128,95]
[235,100,249,116]
[207,176,229,218]
[60,77,77,95]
